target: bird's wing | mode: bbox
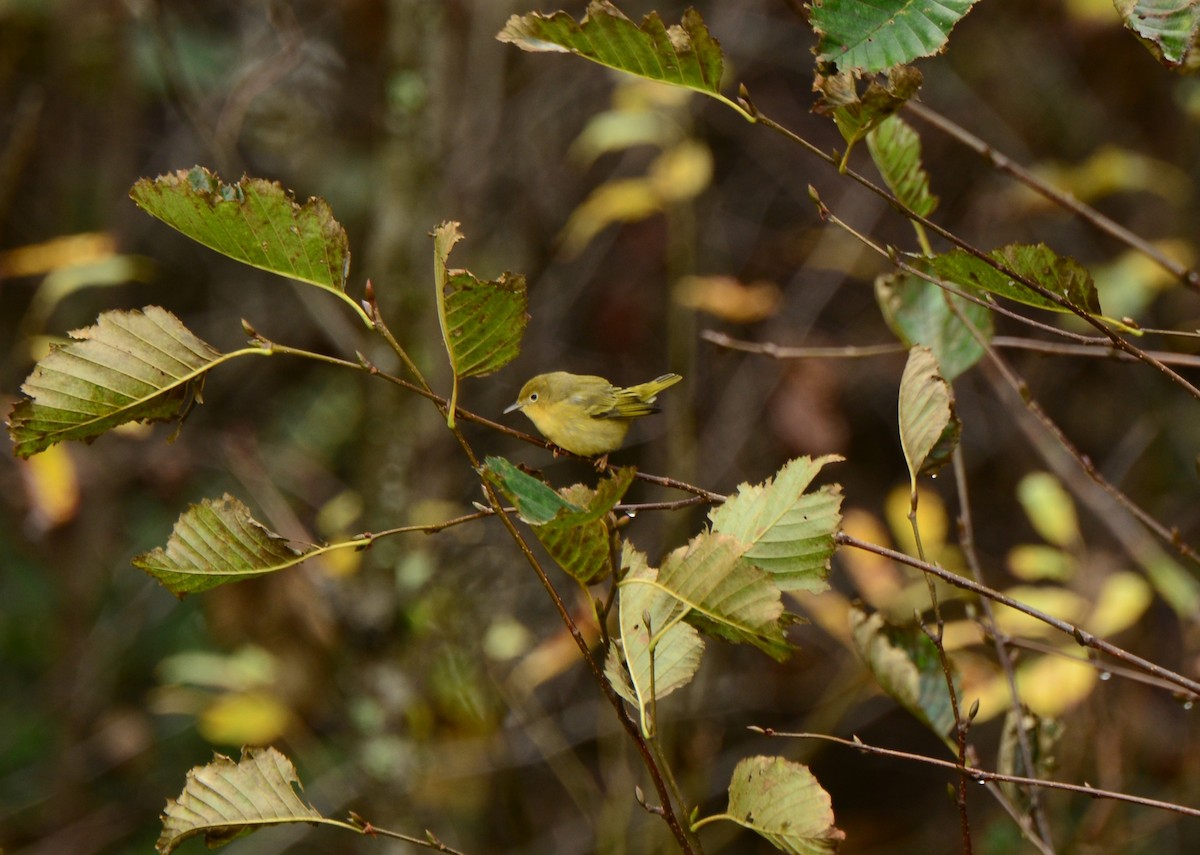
[576,385,624,419]
[604,387,660,419]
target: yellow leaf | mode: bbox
[199,691,291,745]
[648,139,712,201]
[968,648,1095,722]
[559,177,662,257]
[839,508,905,607]
[1016,654,1097,717]
[19,445,80,529]
[993,585,1088,638]
[886,483,948,556]
[0,232,115,276]
[1088,571,1152,637]
[1007,544,1075,581]
[1017,472,1079,548]
[673,275,781,323]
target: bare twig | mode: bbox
[835,533,1200,699]
[904,100,1200,291]
[953,448,1055,850]
[753,729,1200,819]
[745,103,1200,403]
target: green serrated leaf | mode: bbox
[928,243,1103,316]
[482,456,573,524]
[811,0,984,74]
[898,345,960,484]
[850,607,959,743]
[1115,0,1200,71]
[708,455,844,593]
[866,114,938,217]
[130,166,352,297]
[723,756,845,854]
[433,223,528,428]
[498,1,750,119]
[613,544,705,733]
[649,532,793,661]
[875,269,992,380]
[156,746,327,854]
[483,456,633,582]
[134,495,315,596]
[7,306,232,458]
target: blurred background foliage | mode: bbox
[3,0,1200,852]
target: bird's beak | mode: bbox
[503,400,522,414]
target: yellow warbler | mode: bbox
[504,371,682,456]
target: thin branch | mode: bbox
[953,447,1055,850]
[807,199,1200,577]
[903,100,1200,291]
[834,532,1200,699]
[702,329,1200,370]
[743,99,1200,403]
[753,729,1200,820]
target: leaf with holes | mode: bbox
[928,243,1103,316]
[130,166,351,295]
[1115,0,1200,71]
[7,306,234,458]
[722,756,845,854]
[156,746,339,854]
[814,65,923,160]
[498,1,749,119]
[433,223,528,428]
[134,495,315,596]
[811,0,984,74]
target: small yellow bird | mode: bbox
[504,371,683,456]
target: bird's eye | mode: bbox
[529,392,539,402]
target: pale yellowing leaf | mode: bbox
[708,455,844,593]
[647,139,713,202]
[839,508,906,607]
[612,544,705,732]
[673,274,782,323]
[656,532,792,661]
[1017,472,1080,548]
[156,746,330,854]
[1089,571,1152,637]
[898,345,960,486]
[559,177,662,258]
[199,691,292,746]
[722,755,845,853]
[1007,544,1076,581]
[18,444,79,529]
[885,483,949,558]
[1014,653,1097,718]
[993,586,1089,639]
